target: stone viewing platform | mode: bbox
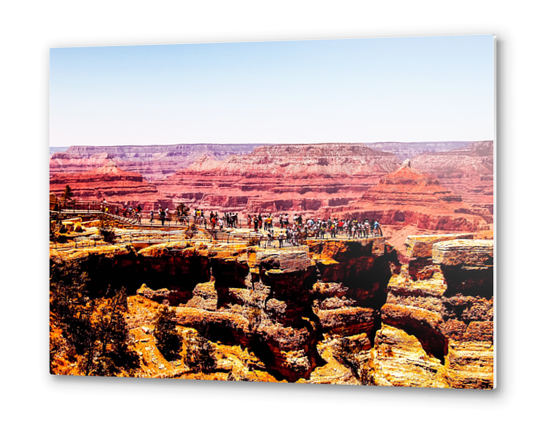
[404,233,475,258]
[432,239,494,267]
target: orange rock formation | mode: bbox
[50,234,494,388]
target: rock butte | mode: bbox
[411,141,494,215]
[50,234,494,388]
[338,160,491,232]
[49,161,166,209]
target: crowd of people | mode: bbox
[249,213,383,246]
[99,198,383,245]
[208,211,239,229]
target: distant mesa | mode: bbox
[49,161,163,209]
[50,143,262,180]
[180,143,399,175]
[364,141,473,161]
[49,152,115,174]
[410,140,493,177]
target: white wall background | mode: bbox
[1,1,539,422]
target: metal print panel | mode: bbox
[49,35,495,388]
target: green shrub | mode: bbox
[154,306,182,361]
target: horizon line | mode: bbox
[50,140,493,149]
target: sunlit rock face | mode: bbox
[50,233,493,388]
[372,235,494,389]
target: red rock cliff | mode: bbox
[335,160,490,232]
[49,162,164,209]
[155,143,400,215]
[410,140,494,215]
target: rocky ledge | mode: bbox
[50,234,494,388]
[378,234,494,388]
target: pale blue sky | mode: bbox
[49,35,494,147]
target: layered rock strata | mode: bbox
[50,144,260,180]
[371,234,494,389]
[155,143,400,214]
[50,233,493,388]
[334,161,490,232]
[49,142,493,232]
[410,141,494,216]
[50,238,397,382]
[49,162,165,209]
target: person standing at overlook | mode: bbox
[374,219,382,236]
[160,208,166,226]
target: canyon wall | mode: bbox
[324,161,490,231]
[374,235,494,388]
[155,143,400,214]
[50,144,261,180]
[49,141,493,233]
[49,162,165,209]
[410,141,494,215]
[50,235,494,388]
[365,141,472,161]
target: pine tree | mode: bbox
[50,260,138,376]
[61,185,74,208]
[154,306,182,361]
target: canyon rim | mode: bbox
[49,36,495,389]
